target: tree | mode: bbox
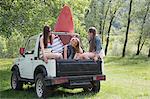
[148,48,150,57]
[136,1,150,55]
[0,0,90,58]
[105,9,117,55]
[143,20,150,57]
[122,0,133,57]
[84,0,101,30]
[85,0,125,55]
[101,0,112,43]
[84,0,112,44]
[104,0,123,55]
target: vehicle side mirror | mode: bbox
[19,48,25,56]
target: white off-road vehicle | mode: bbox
[11,32,106,98]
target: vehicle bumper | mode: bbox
[44,75,106,86]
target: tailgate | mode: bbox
[56,60,102,77]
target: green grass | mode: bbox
[0,57,150,99]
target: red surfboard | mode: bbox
[54,5,74,45]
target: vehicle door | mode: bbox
[19,38,36,79]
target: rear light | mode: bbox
[93,75,106,81]
[52,77,68,85]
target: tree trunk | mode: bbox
[105,10,117,55]
[136,35,142,55]
[122,0,132,57]
[99,19,103,43]
[105,36,109,56]
[101,0,112,44]
[136,2,150,55]
[148,48,150,57]
[139,39,146,52]
[136,36,145,55]
[99,0,105,44]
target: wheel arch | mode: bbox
[11,65,20,76]
[34,65,47,80]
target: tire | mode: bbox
[11,71,23,90]
[91,81,100,93]
[83,81,100,93]
[35,73,48,98]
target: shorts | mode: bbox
[40,48,52,58]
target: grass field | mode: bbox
[0,57,150,99]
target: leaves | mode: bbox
[0,0,90,57]
[0,0,149,57]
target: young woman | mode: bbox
[63,37,83,59]
[80,27,102,61]
[40,26,63,63]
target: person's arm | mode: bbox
[64,45,67,59]
[79,47,83,54]
[78,38,83,54]
[94,36,102,61]
[40,37,45,55]
[40,37,48,63]
[95,36,102,54]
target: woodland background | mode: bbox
[0,0,150,58]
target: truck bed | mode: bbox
[56,60,102,77]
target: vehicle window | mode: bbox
[25,39,36,54]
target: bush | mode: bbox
[0,31,25,58]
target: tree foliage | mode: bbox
[0,0,90,58]
[0,0,149,58]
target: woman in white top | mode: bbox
[40,26,63,63]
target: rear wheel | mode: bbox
[83,81,100,93]
[91,81,100,93]
[11,71,23,90]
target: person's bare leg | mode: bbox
[74,53,82,60]
[80,52,95,59]
[54,53,63,59]
[83,53,90,59]
[45,53,63,59]
[80,53,89,59]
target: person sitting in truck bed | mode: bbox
[51,34,64,54]
[63,37,83,59]
[40,26,63,63]
[80,27,103,61]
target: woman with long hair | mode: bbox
[64,37,83,59]
[40,26,63,63]
[80,27,102,61]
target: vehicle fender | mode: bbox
[11,65,20,77]
[34,65,47,79]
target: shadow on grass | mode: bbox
[0,87,36,98]
[0,87,96,99]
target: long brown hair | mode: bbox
[74,39,80,53]
[43,26,52,48]
[72,37,80,53]
[88,27,96,52]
